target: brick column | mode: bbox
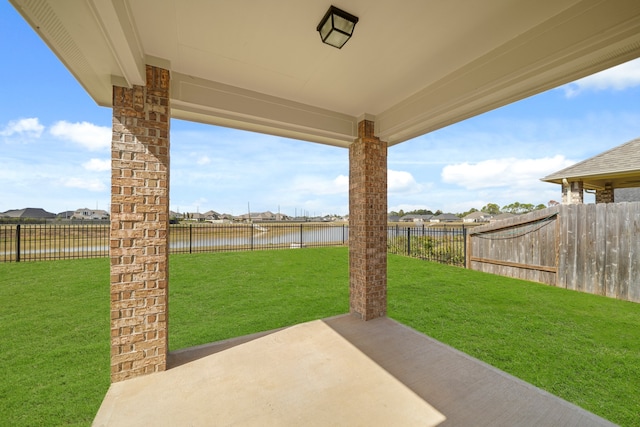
[349,120,387,320]
[110,65,170,382]
[561,180,584,204]
[596,183,614,204]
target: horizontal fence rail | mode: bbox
[0,222,466,267]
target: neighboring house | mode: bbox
[237,211,290,221]
[57,210,75,219]
[183,212,205,221]
[541,137,640,204]
[1,207,56,220]
[202,210,221,221]
[170,211,184,220]
[463,211,492,223]
[430,213,460,223]
[400,214,433,223]
[71,208,109,220]
[490,212,516,223]
[387,215,401,223]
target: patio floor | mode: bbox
[93,314,615,426]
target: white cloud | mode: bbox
[388,169,422,194]
[441,155,574,190]
[196,155,211,165]
[82,158,110,171]
[50,121,110,151]
[63,177,107,192]
[562,58,640,97]
[0,117,44,138]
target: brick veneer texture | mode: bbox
[349,120,387,320]
[596,183,615,203]
[110,65,170,382]
[562,180,584,204]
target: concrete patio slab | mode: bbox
[93,315,615,426]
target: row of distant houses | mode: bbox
[1,208,110,220]
[0,207,343,223]
[172,210,344,223]
[2,207,515,224]
[389,212,517,224]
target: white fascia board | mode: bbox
[88,0,145,87]
[171,72,358,148]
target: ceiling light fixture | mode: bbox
[317,5,359,49]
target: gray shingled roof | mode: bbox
[541,137,640,189]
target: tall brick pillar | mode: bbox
[349,119,387,320]
[596,182,615,203]
[110,65,170,382]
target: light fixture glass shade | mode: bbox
[317,6,359,49]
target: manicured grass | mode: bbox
[1,248,638,426]
[169,248,349,350]
[0,258,111,427]
[387,254,640,427]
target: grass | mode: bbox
[387,255,640,426]
[1,247,638,426]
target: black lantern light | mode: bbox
[317,6,359,49]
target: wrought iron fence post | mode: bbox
[407,226,411,257]
[189,224,193,254]
[463,224,467,268]
[300,223,303,247]
[15,224,21,262]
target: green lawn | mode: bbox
[1,248,638,426]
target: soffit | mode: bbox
[10,0,640,147]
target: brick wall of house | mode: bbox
[596,183,615,203]
[349,120,387,320]
[110,65,170,382]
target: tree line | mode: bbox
[390,201,555,218]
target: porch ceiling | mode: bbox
[10,0,640,147]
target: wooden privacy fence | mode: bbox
[467,202,640,303]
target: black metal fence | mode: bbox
[0,223,466,267]
[0,223,110,262]
[387,224,467,267]
[170,223,348,253]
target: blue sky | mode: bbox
[2,3,640,217]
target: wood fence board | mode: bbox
[617,203,631,301]
[604,204,619,299]
[629,203,640,303]
[566,205,579,291]
[583,204,596,295]
[594,203,607,296]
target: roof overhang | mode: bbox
[10,0,640,148]
[543,172,640,191]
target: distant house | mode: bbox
[541,137,640,204]
[57,210,75,219]
[387,215,401,223]
[169,211,184,220]
[430,213,460,223]
[2,207,56,220]
[463,211,492,223]
[400,214,433,223]
[183,212,205,221]
[237,211,290,222]
[71,208,109,220]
